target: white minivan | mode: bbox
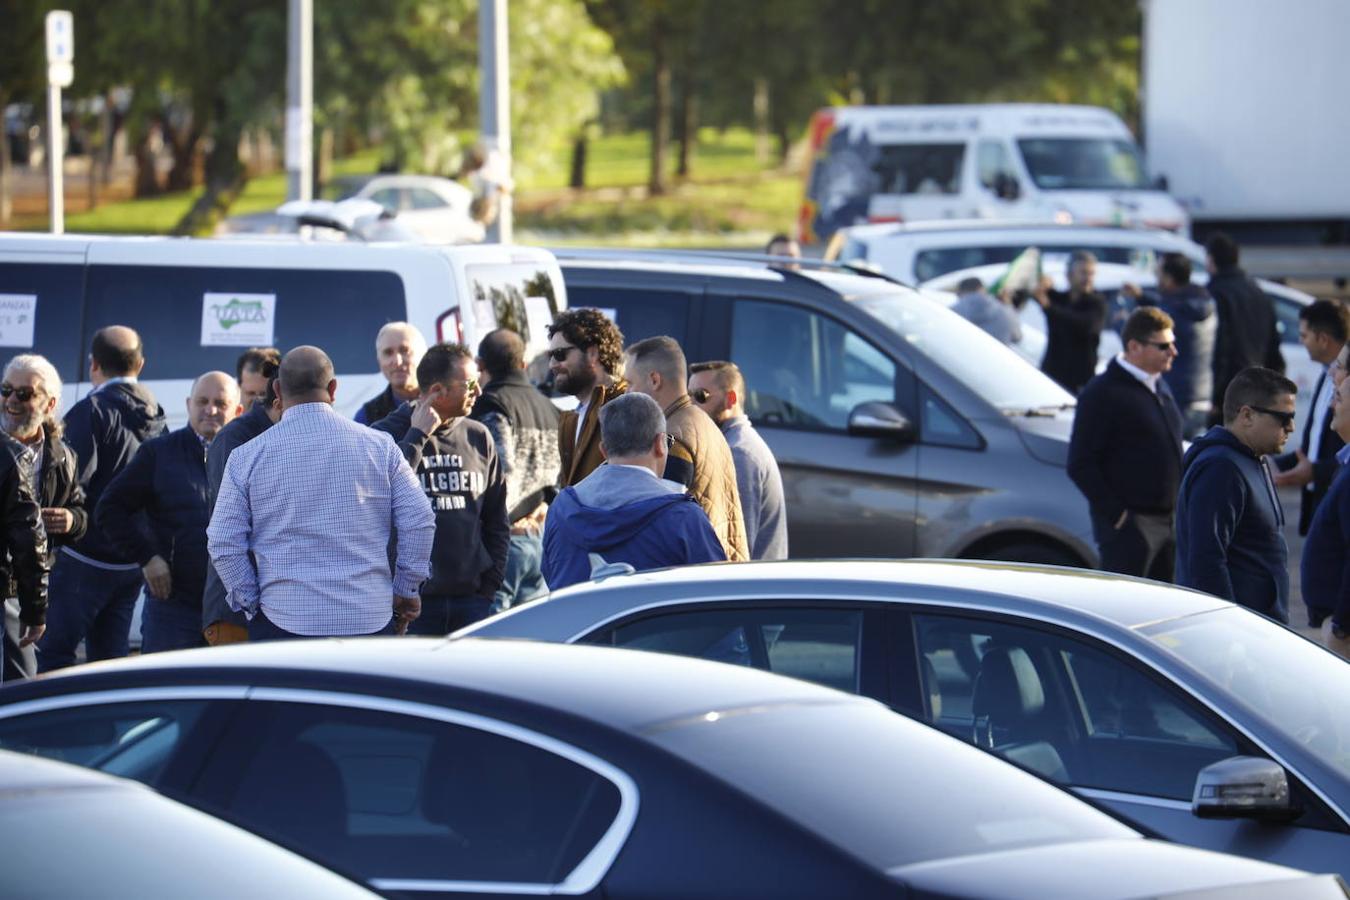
[798,104,1188,246]
[0,234,566,429]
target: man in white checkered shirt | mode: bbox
[208,346,435,640]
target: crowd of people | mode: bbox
[0,309,791,676]
[0,232,1347,675]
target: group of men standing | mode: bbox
[0,307,790,676]
[1069,279,1350,654]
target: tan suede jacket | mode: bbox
[665,395,749,562]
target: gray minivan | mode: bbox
[558,251,1096,566]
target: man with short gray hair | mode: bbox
[541,392,724,590]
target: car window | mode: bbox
[1269,292,1301,344]
[566,286,692,347]
[914,614,1238,799]
[0,262,87,382]
[731,299,896,431]
[874,143,965,195]
[83,265,406,380]
[408,188,448,210]
[366,188,403,211]
[0,701,212,787]
[215,701,623,886]
[589,607,863,694]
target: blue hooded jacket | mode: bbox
[1175,426,1289,622]
[543,464,726,591]
[1142,283,1216,409]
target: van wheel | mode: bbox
[970,542,1081,568]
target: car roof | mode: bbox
[0,748,129,793]
[513,560,1230,632]
[555,248,911,295]
[25,637,862,733]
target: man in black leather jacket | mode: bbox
[0,354,80,680]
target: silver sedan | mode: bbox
[462,559,1350,879]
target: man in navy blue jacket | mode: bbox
[97,372,241,653]
[543,392,725,591]
[1176,367,1298,623]
[1069,307,1184,580]
[1302,373,1350,656]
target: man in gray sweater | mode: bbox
[689,361,788,560]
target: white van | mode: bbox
[0,234,566,429]
[798,104,1188,246]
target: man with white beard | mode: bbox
[0,355,79,680]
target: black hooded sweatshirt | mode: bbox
[373,403,509,599]
[62,381,167,564]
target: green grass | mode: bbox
[31,130,802,248]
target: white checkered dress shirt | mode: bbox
[208,402,434,636]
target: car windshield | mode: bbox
[1141,607,1350,782]
[1017,138,1150,190]
[853,290,1073,413]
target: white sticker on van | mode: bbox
[201,292,276,347]
[0,294,37,348]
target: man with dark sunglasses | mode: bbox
[1069,307,1184,581]
[1176,366,1298,623]
[547,309,627,487]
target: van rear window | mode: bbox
[83,265,406,380]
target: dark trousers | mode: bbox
[1098,511,1175,582]
[140,597,209,655]
[37,554,143,673]
[246,608,396,643]
[409,594,492,636]
[2,598,35,681]
[492,534,547,613]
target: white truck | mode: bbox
[1141,0,1350,246]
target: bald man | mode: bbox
[356,322,428,425]
[39,325,167,672]
[95,371,241,654]
[210,346,435,641]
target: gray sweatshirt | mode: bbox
[721,416,788,560]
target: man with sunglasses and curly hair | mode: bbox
[1176,366,1297,623]
[548,309,627,487]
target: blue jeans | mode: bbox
[37,554,143,673]
[410,595,491,636]
[492,534,547,613]
[140,597,208,655]
[247,608,396,642]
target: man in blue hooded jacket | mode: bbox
[543,392,725,591]
[1176,366,1297,623]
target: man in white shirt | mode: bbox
[1273,299,1350,537]
[209,346,435,640]
[1067,307,1185,579]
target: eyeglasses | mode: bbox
[691,387,711,404]
[1149,341,1176,352]
[0,385,40,402]
[1249,406,1296,427]
[548,345,579,363]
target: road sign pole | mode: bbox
[47,82,64,235]
[285,0,313,202]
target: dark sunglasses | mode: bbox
[0,385,40,402]
[548,345,579,363]
[1149,341,1175,352]
[1249,406,1295,427]
[691,387,711,404]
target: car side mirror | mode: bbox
[993,172,1021,201]
[848,401,917,442]
[1192,756,1300,823]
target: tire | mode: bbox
[971,541,1082,568]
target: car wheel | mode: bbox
[970,541,1082,568]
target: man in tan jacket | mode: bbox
[624,336,748,562]
[549,309,627,487]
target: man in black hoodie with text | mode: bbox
[374,343,508,633]
[1176,366,1297,623]
[38,326,166,672]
